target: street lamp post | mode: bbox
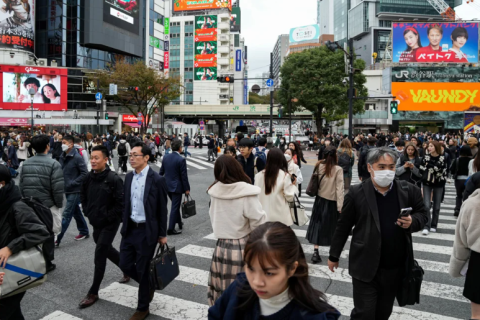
[28,88,36,135]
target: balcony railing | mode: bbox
[354,110,388,119]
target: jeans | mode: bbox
[89,222,121,295]
[422,184,443,229]
[8,166,17,177]
[56,193,89,243]
[165,148,171,154]
[454,179,466,212]
[208,148,215,160]
[118,156,128,173]
[184,146,191,158]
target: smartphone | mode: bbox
[291,174,297,183]
[399,207,412,219]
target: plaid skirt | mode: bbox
[207,235,248,306]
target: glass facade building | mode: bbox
[333,0,350,45]
[377,0,456,16]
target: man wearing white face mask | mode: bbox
[328,147,428,320]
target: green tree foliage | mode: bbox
[278,46,367,134]
[93,59,182,133]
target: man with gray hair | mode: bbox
[328,147,427,320]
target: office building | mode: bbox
[317,0,334,35]
[272,34,289,87]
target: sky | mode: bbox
[240,0,480,82]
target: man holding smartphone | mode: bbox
[328,147,428,320]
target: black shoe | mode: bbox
[311,251,322,264]
[454,210,460,217]
[149,288,155,302]
[46,263,56,273]
[178,222,184,230]
[167,229,182,235]
[54,241,60,248]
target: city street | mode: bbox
[14,149,470,320]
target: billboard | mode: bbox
[194,67,217,81]
[195,16,217,68]
[195,41,217,55]
[164,52,169,69]
[0,0,35,53]
[0,65,68,111]
[173,0,231,12]
[195,15,218,42]
[464,112,480,133]
[289,24,320,44]
[392,22,478,63]
[235,49,242,71]
[103,0,140,34]
[230,7,241,33]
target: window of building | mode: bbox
[149,46,154,59]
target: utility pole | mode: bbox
[96,79,100,134]
[289,99,292,141]
[348,38,354,139]
[269,52,274,137]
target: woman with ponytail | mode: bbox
[208,222,340,319]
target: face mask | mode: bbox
[284,154,292,162]
[61,144,69,152]
[281,140,285,143]
[370,165,395,187]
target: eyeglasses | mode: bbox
[129,154,144,158]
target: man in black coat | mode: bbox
[328,147,427,320]
[358,137,377,181]
[78,145,126,309]
[119,142,168,320]
[237,138,265,185]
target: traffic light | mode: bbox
[217,76,234,83]
[390,101,398,114]
[278,107,283,118]
[105,113,109,120]
[128,86,139,91]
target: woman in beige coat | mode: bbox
[306,146,344,264]
[449,189,480,320]
[254,148,298,226]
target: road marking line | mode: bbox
[184,160,207,170]
[187,157,215,168]
[39,311,83,320]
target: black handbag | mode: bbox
[396,234,424,306]
[149,244,180,290]
[305,171,325,197]
[181,194,196,219]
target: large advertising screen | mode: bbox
[289,24,320,44]
[194,67,217,81]
[464,112,480,133]
[230,7,241,33]
[0,0,35,53]
[195,16,217,69]
[103,0,140,34]
[0,65,68,111]
[392,22,479,63]
[173,0,231,12]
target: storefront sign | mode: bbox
[0,118,29,126]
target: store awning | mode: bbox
[124,122,141,128]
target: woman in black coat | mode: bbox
[52,134,63,161]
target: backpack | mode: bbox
[21,197,54,237]
[118,142,127,156]
[338,151,351,173]
[254,147,267,165]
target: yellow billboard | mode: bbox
[392,82,480,112]
[173,0,231,12]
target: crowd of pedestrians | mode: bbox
[1,128,480,320]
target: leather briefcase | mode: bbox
[149,244,180,290]
[181,194,196,219]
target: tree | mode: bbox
[278,46,367,135]
[93,59,182,134]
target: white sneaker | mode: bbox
[118,168,122,174]
[430,228,436,233]
[422,229,429,236]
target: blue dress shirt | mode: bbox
[130,165,149,223]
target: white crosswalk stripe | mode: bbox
[39,311,83,320]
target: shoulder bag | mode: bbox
[306,169,326,197]
[289,194,309,226]
[181,194,197,219]
[149,244,180,290]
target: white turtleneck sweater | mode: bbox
[259,287,293,316]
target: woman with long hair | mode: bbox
[52,133,63,161]
[284,148,303,186]
[289,141,307,196]
[208,222,340,319]
[419,141,447,236]
[337,139,355,191]
[16,136,28,164]
[450,145,472,217]
[41,84,61,104]
[306,146,344,264]
[399,27,422,62]
[207,155,266,306]
[395,142,422,186]
[255,148,297,226]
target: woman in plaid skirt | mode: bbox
[207,155,267,306]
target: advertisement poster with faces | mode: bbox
[103,0,140,34]
[195,15,217,79]
[0,0,35,53]
[3,72,62,104]
[392,22,478,63]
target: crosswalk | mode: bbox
[38,168,469,320]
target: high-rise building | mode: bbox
[317,0,334,35]
[333,0,351,45]
[272,34,289,87]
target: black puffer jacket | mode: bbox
[80,167,124,228]
[0,181,50,255]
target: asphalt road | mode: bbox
[11,148,470,320]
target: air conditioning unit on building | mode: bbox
[37,58,48,66]
[25,59,35,65]
[51,60,58,67]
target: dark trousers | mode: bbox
[43,234,55,267]
[119,224,156,312]
[454,179,466,212]
[0,291,26,320]
[351,268,401,320]
[423,185,443,229]
[118,156,128,173]
[168,192,183,231]
[89,222,121,295]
